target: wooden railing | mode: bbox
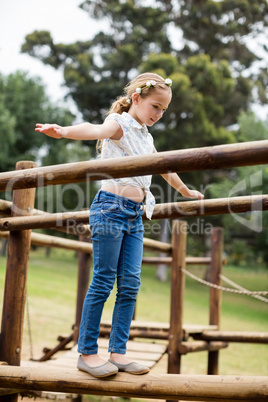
[0,140,268,401]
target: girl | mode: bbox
[36,72,204,378]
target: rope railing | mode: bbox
[220,273,268,303]
[182,268,268,300]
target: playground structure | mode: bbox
[0,140,268,401]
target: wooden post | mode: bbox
[0,161,37,402]
[208,227,223,375]
[73,234,91,344]
[168,220,187,376]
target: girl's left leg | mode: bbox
[108,224,150,373]
[108,227,143,356]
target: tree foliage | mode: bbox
[21,0,267,154]
[0,71,75,172]
[20,1,268,259]
[208,112,268,266]
[0,71,99,227]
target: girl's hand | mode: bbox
[35,123,67,139]
[181,188,204,200]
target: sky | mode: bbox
[0,0,267,120]
[0,0,102,107]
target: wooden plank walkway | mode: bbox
[22,338,167,371]
[20,338,167,400]
[21,320,218,373]
[18,321,218,399]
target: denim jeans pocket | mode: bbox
[101,201,121,221]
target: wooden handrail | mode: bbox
[199,330,268,344]
[0,194,267,230]
[0,230,93,254]
[0,140,268,191]
[178,341,228,355]
[142,256,226,265]
[0,231,171,254]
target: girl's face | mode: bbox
[129,89,172,127]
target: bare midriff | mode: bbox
[101,185,145,202]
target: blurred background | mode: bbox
[1,0,268,268]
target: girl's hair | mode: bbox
[97,72,172,153]
[108,72,171,115]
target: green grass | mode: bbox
[0,246,267,385]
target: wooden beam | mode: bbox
[200,331,268,344]
[208,227,224,375]
[0,200,11,216]
[0,230,170,256]
[99,326,169,340]
[0,162,36,366]
[143,256,173,264]
[142,256,226,265]
[100,320,218,335]
[0,366,267,401]
[151,194,268,220]
[0,199,46,218]
[0,194,267,231]
[38,334,74,362]
[73,234,91,344]
[143,237,172,253]
[178,341,228,355]
[168,220,187,375]
[0,230,93,254]
[1,140,268,192]
[0,199,91,237]
[0,161,37,402]
[0,209,89,231]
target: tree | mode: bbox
[0,94,16,170]
[0,71,74,172]
[20,0,268,265]
[0,71,98,237]
[208,111,268,267]
[21,0,267,149]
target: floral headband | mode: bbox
[136,78,172,94]
[126,78,172,104]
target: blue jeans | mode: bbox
[78,190,144,355]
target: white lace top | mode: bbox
[101,112,155,219]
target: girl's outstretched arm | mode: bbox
[35,120,122,141]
